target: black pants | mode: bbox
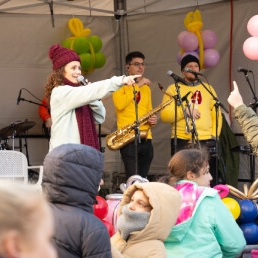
[120,139,153,179]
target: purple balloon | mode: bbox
[181,51,199,60]
[202,30,218,49]
[204,49,220,68]
[178,32,198,52]
[177,31,188,46]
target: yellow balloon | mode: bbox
[222,197,241,220]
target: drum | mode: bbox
[105,193,123,232]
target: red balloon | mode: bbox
[102,219,115,237]
[94,195,108,220]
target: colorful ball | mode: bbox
[222,197,241,220]
[238,199,258,223]
[72,36,90,54]
[80,53,94,71]
[94,195,108,220]
[243,37,258,60]
[102,219,115,237]
[89,35,103,52]
[202,30,218,49]
[61,38,73,49]
[178,32,199,52]
[203,49,220,68]
[247,15,258,37]
[240,222,258,245]
[94,52,106,68]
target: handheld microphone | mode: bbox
[181,91,191,102]
[184,68,203,76]
[237,67,253,73]
[17,89,22,105]
[167,70,187,85]
[77,75,88,86]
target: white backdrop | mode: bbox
[0,0,257,188]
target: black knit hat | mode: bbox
[181,54,200,71]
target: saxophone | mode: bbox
[106,97,174,150]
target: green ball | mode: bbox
[61,38,73,49]
[94,52,106,68]
[80,53,94,71]
[89,35,102,52]
[73,37,90,54]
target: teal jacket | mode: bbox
[164,182,246,258]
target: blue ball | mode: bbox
[240,222,258,244]
[238,199,258,223]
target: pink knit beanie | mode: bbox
[48,44,81,70]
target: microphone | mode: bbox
[237,67,253,73]
[77,75,88,86]
[184,68,203,76]
[167,70,187,85]
[17,89,22,105]
[181,91,191,102]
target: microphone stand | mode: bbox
[194,75,228,185]
[132,84,141,174]
[184,98,201,149]
[173,80,191,154]
[17,95,48,165]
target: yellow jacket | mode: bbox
[112,84,153,139]
[160,82,222,140]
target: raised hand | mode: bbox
[227,81,244,109]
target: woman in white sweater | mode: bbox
[44,44,139,151]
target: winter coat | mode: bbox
[234,104,258,157]
[165,181,246,258]
[111,182,182,258]
[42,143,111,258]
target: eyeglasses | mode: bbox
[129,62,146,67]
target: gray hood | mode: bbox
[42,143,104,213]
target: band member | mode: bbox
[112,51,157,179]
[160,55,222,184]
[38,97,51,138]
[44,44,140,151]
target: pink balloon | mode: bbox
[202,30,218,49]
[243,37,258,60]
[178,32,199,52]
[177,31,188,46]
[177,51,182,65]
[247,15,258,37]
[204,49,220,68]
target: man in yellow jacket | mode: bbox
[112,51,157,180]
[160,55,222,184]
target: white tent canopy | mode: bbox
[0,0,227,16]
[0,0,257,185]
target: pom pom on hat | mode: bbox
[181,54,200,71]
[49,44,81,70]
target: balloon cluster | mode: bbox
[243,15,258,60]
[61,18,106,74]
[226,179,258,244]
[94,195,115,237]
[177,9,220,69]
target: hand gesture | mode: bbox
[227,81,244,109]
[122,75,141,85]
